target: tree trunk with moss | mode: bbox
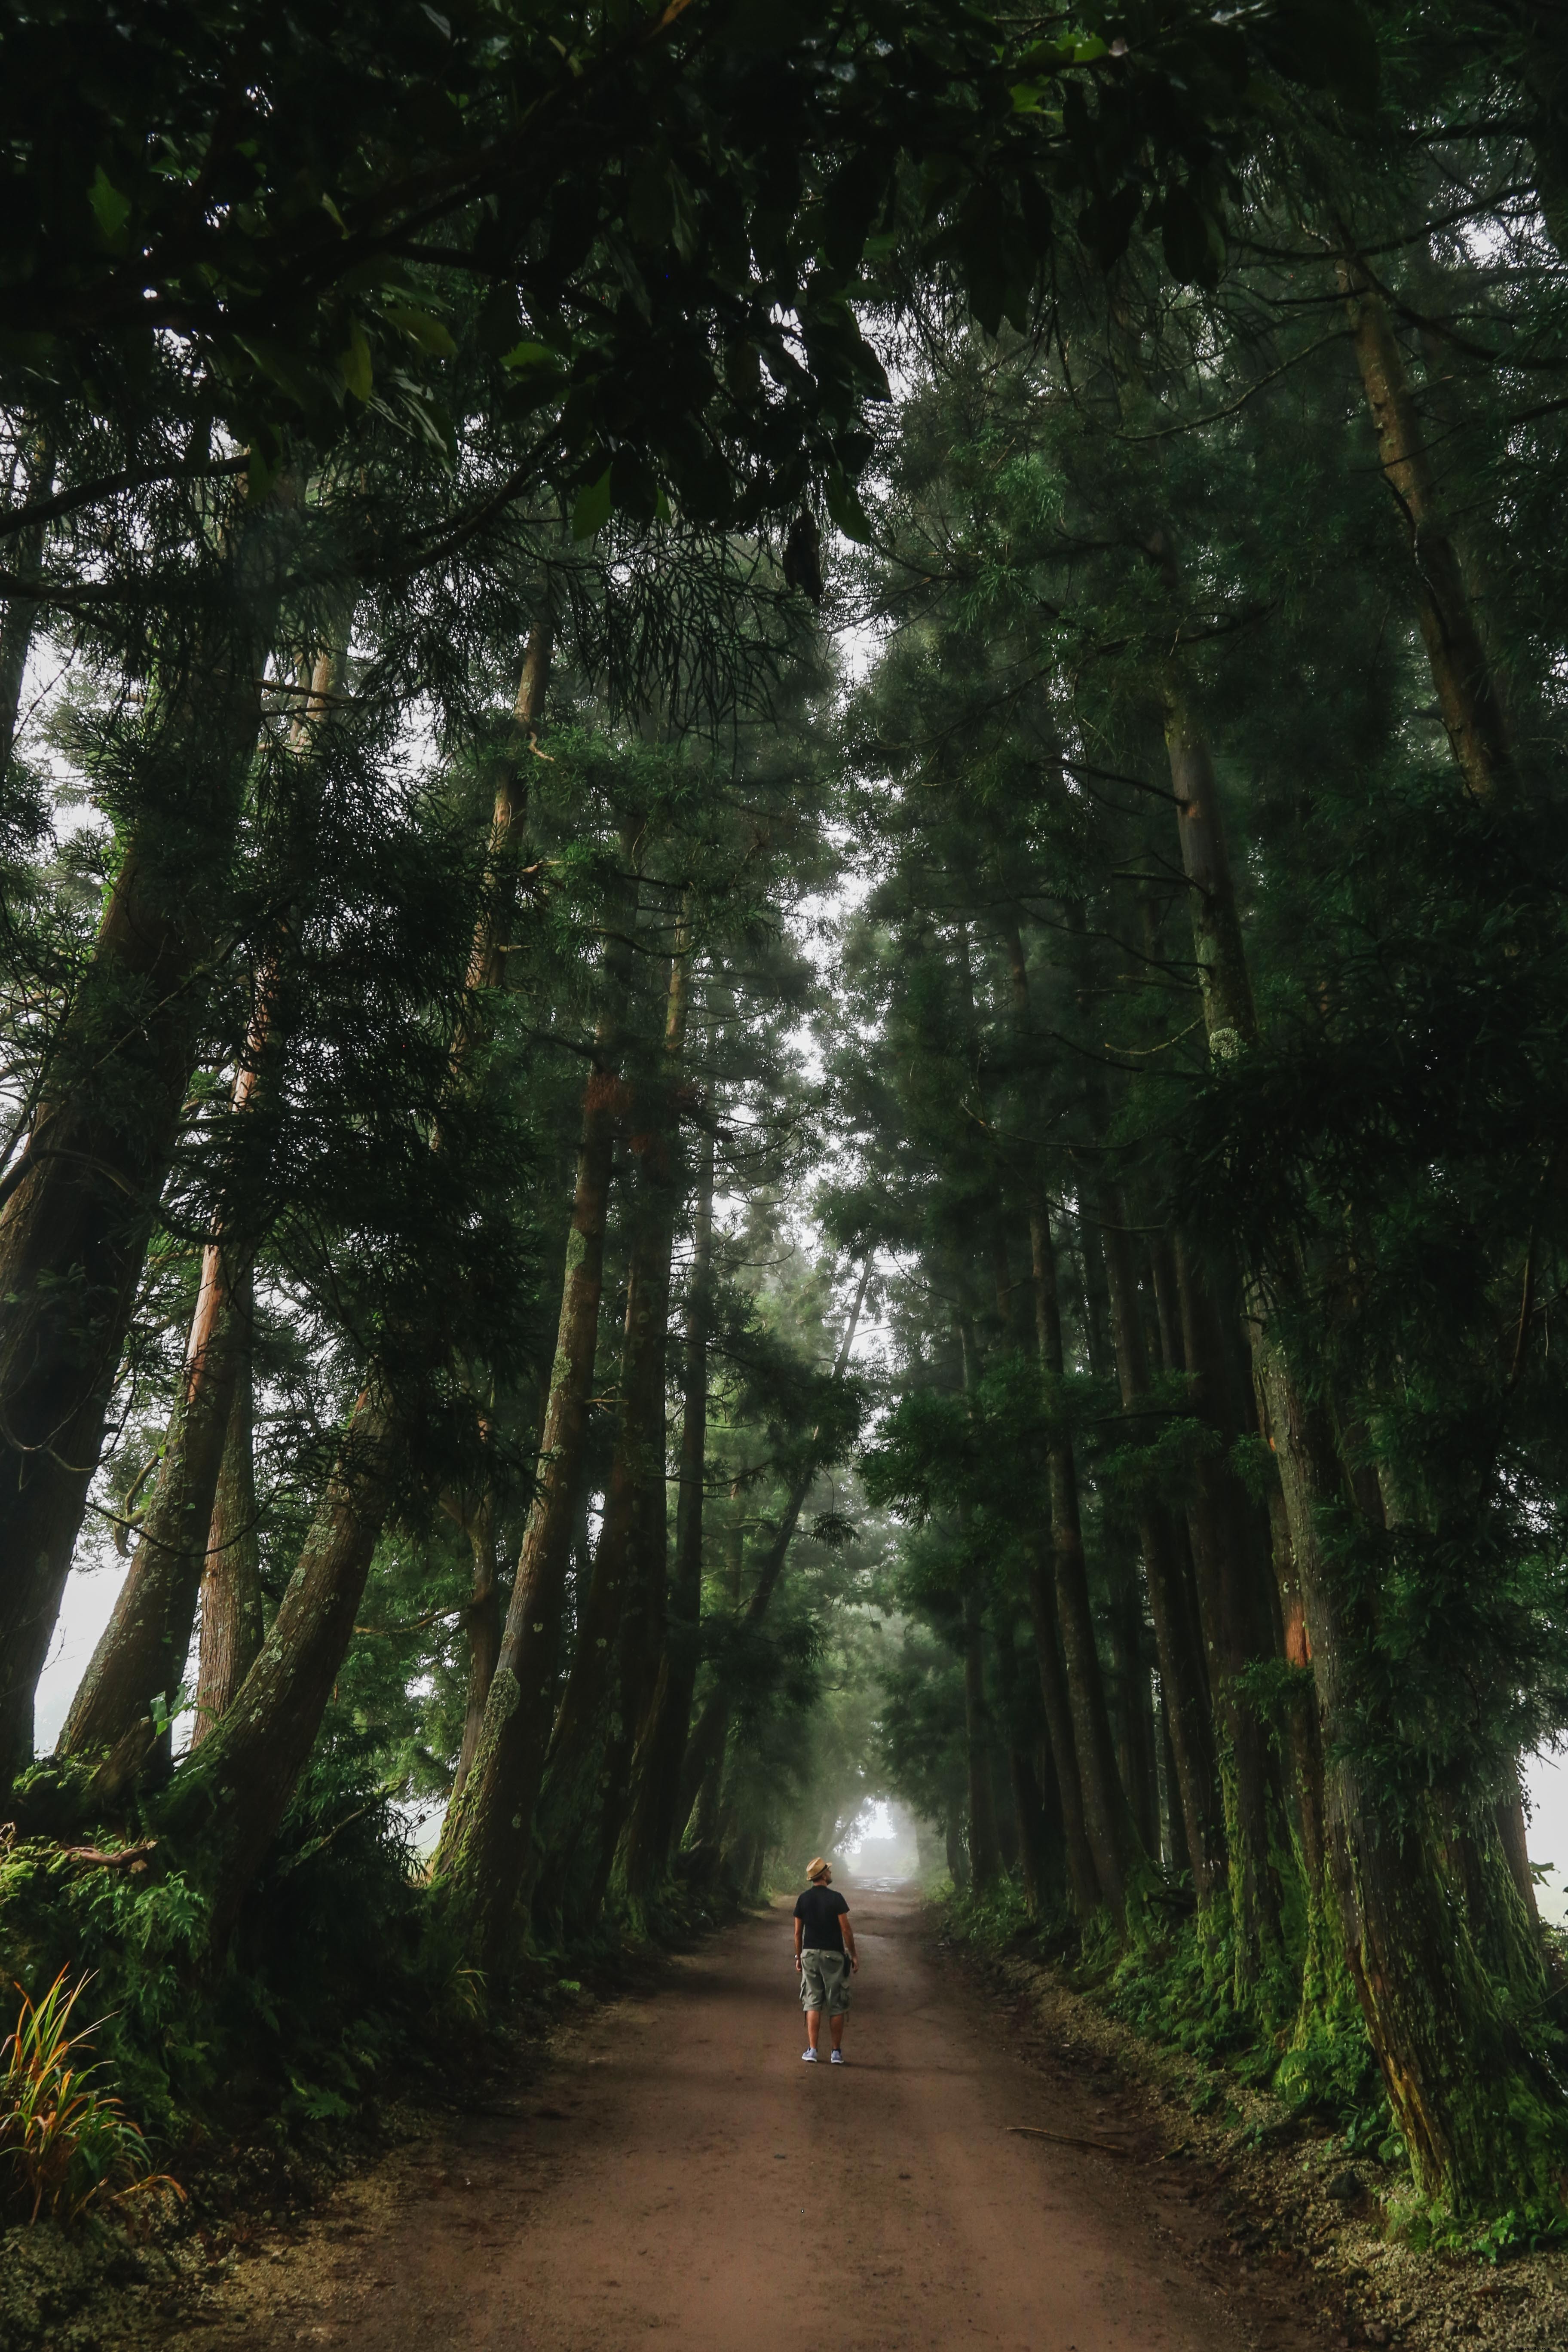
[1338,262,1515,805]
[677,1263,871,1827]
[1095,1181,1226,1918]
[1001,919,1136,1922]
[431,842,638,1968]
[535,929,692,1923]
[0,424,51,781]
[1164,650,1561,2211]
[620,1120,716,1897]
[961,1581,1003,1894]
[1175,1231,1284,1998]
[159,1382,400,1941]
[59,630,350,1773]
[442,608,554,1774]
[0,485,295,1788]
[450,1489,502,1802]
[158,608,557,1926]
[190,1269,263,1749]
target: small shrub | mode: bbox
[0,1969,183,2226]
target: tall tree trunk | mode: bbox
[961,1582,1003,1894]
[596,944,698,1908]
[0,485,295,1785]
[1095,1180,1226,1917]
[946,1808,971,1895]
[1174,1232,1284,1998]
[0,424,52,780]
[690,1711,730,1848]
[1157,1684,1192,1881]
[1001,920,1136,1921]
[60,634,347,1770]
[620,1120,717,1896]
[677,1263,872,1824]
[431,846,639,1969]
[1007,1742,1049,1917]
[166,606,558,1929]
[451,1489,502,1802]
[1025,1543,1100,1917]
[1102,1560,1160,1854]
[1338,260,1515,804]
[534,925,693,1922]
[1495,1763,1540,1931]
[189,1267,263,1749]
[159,1383,398,1939]
[444,609,553,1767]
[1164,647,1552,2208]
[1259,1347,1554,2206]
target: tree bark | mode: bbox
[0,424,52,781]
[451,1489,502,1801]
[160,1382,399,1940]
[1024,1541,1100,1916]
[676,1263,871,1826]
[162,604,554,1929]
[60,634,348,1769]
[0,485,294,1786]
[1164,636,1553,2207]
[1173,1232,1283,1994]
[189,1267,263,1749]
[444,608,554,1768]
[431,848,638,1969]
[620,1118,716,1896]
[1001,920,1136,1921]
[961,1583,1003,1894]
[595,948,698,1907]
[1095,1182,1226,1915]
[1338,260,1515,804]
[1102,1554,1159,1855]
[534,925,693,1922]
[1495,1763,1540,1931]
[1258,1344,1554,2207]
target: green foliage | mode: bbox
[0,1970,182,2227]
[0,1747,477,2150]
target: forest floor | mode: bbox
[20,1883,1567,2352]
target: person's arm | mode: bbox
[840,1905,859,1972]
[793,1909,803,1969]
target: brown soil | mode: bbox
[171,1882,1340,2352]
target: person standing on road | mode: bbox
[793,1856,858,2064]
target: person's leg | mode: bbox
[827,1951,849,2055]
[805,2007,821,2052]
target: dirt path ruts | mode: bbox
[191,1884,1331,2350]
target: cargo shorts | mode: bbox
[799,1946,851,2016]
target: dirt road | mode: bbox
[196,1884,1329,2350]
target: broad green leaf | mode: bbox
[500,340,563,376]
[825,467,873,545]
[88,166,131,249]
[385,305,457,358]
[340,320,373,403]
[571,465,613,538]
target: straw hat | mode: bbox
[806,1856,830,1882]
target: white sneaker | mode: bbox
[830,2050,845,2064]
[802,2048,817,2062]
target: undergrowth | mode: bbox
[0,1731,758,2222]
[0,1738,461,2156]
[943,1874,1568,2261]
[0,1969,183,2226]
[943,1875,1387,2141]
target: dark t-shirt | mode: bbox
[794,1883,849,1952]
